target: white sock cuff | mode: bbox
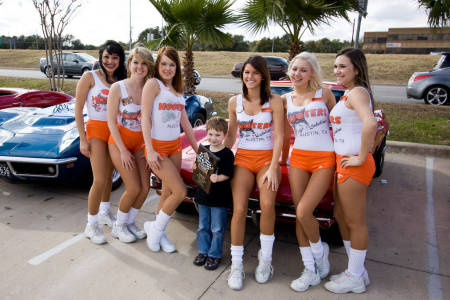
[127,207,140,224]
[99,201,110,214]
[87,213,98,224]
[155,209,171,231]
[231,245,244,265]
[309,237,322,247]
[260,233,275,242]
[116,209,128,225]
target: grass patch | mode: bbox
[1,76,448,145]
[0,49,439,85]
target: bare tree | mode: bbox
[32,0,81,91]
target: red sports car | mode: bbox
[0,88,72,110]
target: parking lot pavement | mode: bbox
[0,152,449,299]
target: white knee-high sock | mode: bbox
[348,248,367,279]
[343,240,351,257]
[309,238,324,261]
[154,209,171,231]
[231,245,244,265]
[127,207,140,225]
[260,233,275,261]
[299,247,315,273]
[87,213,98,225]
[99,202,110,215]
[116,209,128,225]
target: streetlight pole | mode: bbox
[129,0,132,50]
[354,0,368,49]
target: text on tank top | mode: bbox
[117,80,142,132]
[286,89,334,151]
[151,78,185,141]
[86,71,110,121]
[236,94,273,150]
[329,87,373,156]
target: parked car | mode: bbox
[151,81,389,241]
[40,52,97,78]
[231,56,289,80]
[0,88,71,109]
[0,92,214,185]
[407,67,450,105]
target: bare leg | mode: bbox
[289,167,311,247]
[256,165,280,236]
[131,149,151,209]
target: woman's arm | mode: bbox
[341,87,377,167]
[323,87,337,112]
[223,96,237,149]
[107,83,135,170]
[280,95,290,164]
[74,72,92,157]
[180,109,199,153]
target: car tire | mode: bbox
[192,112,206,127]
[373,136,386,178]
[175,202,198,214]
[423,85,449,105]
[111,169,122,191]
[320,221,343,247]
[82,68,90,75]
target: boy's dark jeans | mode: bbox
[196,204,227,258]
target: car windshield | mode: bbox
[77,53,96,62]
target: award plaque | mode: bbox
[192,144,220,194]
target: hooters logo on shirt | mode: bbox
[288,108,328,123]
[238,121,272,130]
[159,103,184,111]
[92,89,109,105]
[329,116,341,124]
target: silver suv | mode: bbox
[39,52,97,78]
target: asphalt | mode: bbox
[387,140,450,158]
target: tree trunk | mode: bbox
[289,40,301,61]
[183,48,196,95]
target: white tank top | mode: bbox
[116,80,142,132]
[236,94,273,150]
[86,71,109,121]
[286,89,334,151]
[151,78,185,141]
[330,87,373,155]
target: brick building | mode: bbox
[363,27,450,54]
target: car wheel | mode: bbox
[373,136,386,178]
[192,112,206,127]
[175,202,198,214]
[45,66,53,78]
[111,169,122,191]
[424,86,449,105]
[320,221,343,247]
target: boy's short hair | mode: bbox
[206,116,228,135]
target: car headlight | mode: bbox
[0,129,13,147]
[59,126,79,152]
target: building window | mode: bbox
[389,34,399,40]
[417,36,428,40]
[377,37,387,43]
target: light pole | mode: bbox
[129,0,132,50]
[354,0,368,49]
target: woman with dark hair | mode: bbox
[224,56,284,290]
[141,46,198,253]
[75,40,126,244]
[107,46,154,243]
[325,48,377,294]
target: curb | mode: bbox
[386,141,450,158]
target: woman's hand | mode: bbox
[120,148,136,170]
[262,166,279,192]
[80,139,90,158]
[210,174,218,183]
[146,149,163,170]
[340,155,365,168]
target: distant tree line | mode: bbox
[0,34,97,50]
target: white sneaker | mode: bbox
[84,222,107,245]
[255,249,273,284]
[144,221,164,252]
[324,270,366,294]
[160,233,176,253]
[127,223,146,240]
[290,268,321,292]
[227,264,245,290]
[98,211,116,228]
[315,242,330,279]
[330,268,370,286]
[111,222,136,243]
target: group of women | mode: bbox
[75,40,377,294]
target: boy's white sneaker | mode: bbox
[144,221,164,252]
[111,223,136,243]
[324,270,366,294]
[315,242,330,279]
[160,233,176,253]
[84,223,107,245]
[290,268,321,292]
[227,264,245,290]
[255,249,273,283]
[330,268,370,286]
[127,223,146,240]
[98,211,116,228]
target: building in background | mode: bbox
[363,27,450,54]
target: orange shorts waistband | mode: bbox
[86,120,110,143]
[147,138,182,157]
[336,153,375,187]
[235,148,274,174]
[290,149,335,173]
[108,125,145,153]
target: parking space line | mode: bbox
[425,157,443,300]
[28,233,85,266]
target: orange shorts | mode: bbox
[235,148,273,174]
[336,154,375,187]
[108,125,145,153]
[86,120,110,143]
[290,149,336,173]
[149,138,182,157]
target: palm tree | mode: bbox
[418,0,449,28]
[148,0,236,94]
[240,0,359,60]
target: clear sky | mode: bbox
[0,0,430,47]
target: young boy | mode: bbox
[193,117,234,270]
